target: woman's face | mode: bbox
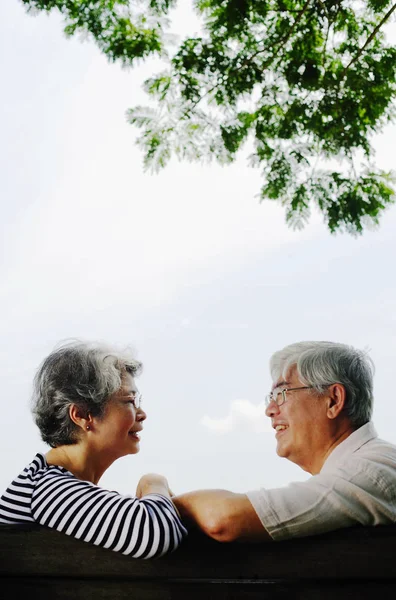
[92,372,147,460]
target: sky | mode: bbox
[1,1,396,497]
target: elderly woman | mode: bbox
[0,341,187,558]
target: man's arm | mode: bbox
[172,489,272,542]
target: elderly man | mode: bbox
[173,341,396,541]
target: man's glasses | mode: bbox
[264,386,314,408]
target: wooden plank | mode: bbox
[1,525,396,581]
[1,577,396,600]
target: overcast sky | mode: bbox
[1,1,396,497]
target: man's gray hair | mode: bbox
[269,341,374,428]
[32,341,142,448]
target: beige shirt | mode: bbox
[247,422,396,540]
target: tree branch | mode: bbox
[340,3,396,79]
[179,74,226,120]
[181,0,313,120]
[240,0,312,72]
[316,0,329,17]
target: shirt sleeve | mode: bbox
[246,459,393,541]
[31,469,187,558]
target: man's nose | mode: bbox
[265,400,279,418]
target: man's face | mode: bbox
[265,367,330,473]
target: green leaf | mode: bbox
[24,0,396,234]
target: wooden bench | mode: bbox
[1,524,396,598]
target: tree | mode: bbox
[22,1,396,234]
[20,1,176,64]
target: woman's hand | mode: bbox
[136,473,174,499]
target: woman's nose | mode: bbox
[137,407,147,421]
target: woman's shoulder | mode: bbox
[11,453,48,481]
[16,453,71,484]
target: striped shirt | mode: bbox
[0,453,187,558]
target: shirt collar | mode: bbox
[321,421,377,473]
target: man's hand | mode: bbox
[136,473,173,499]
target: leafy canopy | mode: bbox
[21,0,176,64]
[22,1,396,234]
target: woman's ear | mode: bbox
[326,384,346,419]
[68,404,92,431]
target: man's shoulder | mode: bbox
[314,426,396,498]
[352,436,396,476]
[323,423,396,471]
[327,436,396,498]
[351,434,396,464]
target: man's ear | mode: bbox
[326,384,346,419]
[69,404,92,431]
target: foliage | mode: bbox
[21,0,176,65]
[22,1,396,233]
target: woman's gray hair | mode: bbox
[269,341,374,428]
[32,341,142,447]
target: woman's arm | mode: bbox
[31,470,187,558]
[172,489,271,542]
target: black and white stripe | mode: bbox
[0,453,187,558]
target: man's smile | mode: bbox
[273,422,289,436]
